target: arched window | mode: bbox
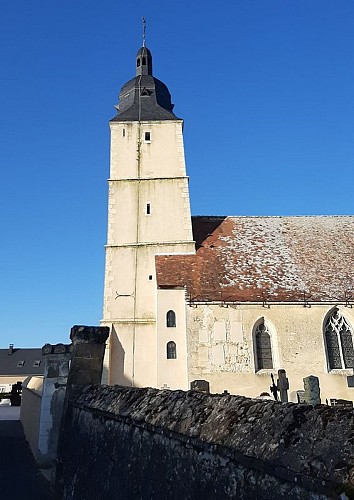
[325,308,354,370]
[166,310,176,328]
[255,321,273,370]
[142,57,146,65]
[167,341,177,359]
[137,58,140,67]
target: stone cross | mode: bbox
[277,369,289,403]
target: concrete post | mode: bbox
[303,375,321,405]
[277,369,289,403]
[53,326,109,493]
[37,343,71,467]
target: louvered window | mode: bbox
[255,322,273,370]
[325,309,354,370]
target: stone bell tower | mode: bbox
[101,45,195,387]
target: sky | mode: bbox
[0,1,353,348]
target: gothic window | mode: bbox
[325,308,354,370]
[166,310,176,328]
[255,321,273,370]
[167,341,177,359]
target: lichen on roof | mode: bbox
[156,215,354,302]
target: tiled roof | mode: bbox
[156,216,354,302]
[0,348,44,376]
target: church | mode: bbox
[101,44,354,403]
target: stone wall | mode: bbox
[37,343,71,466]
[56,385,354,499]
[20,376,43,459]
[186,303,354,402]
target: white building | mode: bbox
[102,45,354,403]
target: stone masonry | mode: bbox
[56,385,354,499]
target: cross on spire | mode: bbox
[142,17,146,47]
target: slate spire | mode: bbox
[111,45,178,122]
[136,46,153,77]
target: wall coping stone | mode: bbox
[42,343,71,355]
[69,325,110,345]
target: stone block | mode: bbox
[214,322,226,341]
[198,328,209,343]
[70,325,110,345]
[198,346,209,365]
[303,375,321,405]
[211,344,224,365]
[230,321,243,343]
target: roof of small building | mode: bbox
[156,215,354,303]
[0,347,44,376]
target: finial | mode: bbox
[142,17,146,47]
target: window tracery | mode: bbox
[325,308,354,369]
[255,321,273,370]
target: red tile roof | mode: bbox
[156,216,354,302]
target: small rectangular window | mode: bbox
[146,203,151,215]
[149,275,153,281]
[33,360,41,367]
[144,131,151,142]
[17,361,25,368]
[122,129,125,137]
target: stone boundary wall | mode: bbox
[20,376,43,460]
[56,385,354,499]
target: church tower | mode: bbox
[101,45,195,386]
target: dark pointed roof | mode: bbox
[111,46,179,122]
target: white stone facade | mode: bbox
[102,119,194,387]
[183,302,354,402]
[102,48,354,404]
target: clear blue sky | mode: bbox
[1,1,353,348]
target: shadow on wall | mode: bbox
[191,216,227,250]
[110,325,132,387]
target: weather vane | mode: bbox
[142,16,146,47]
